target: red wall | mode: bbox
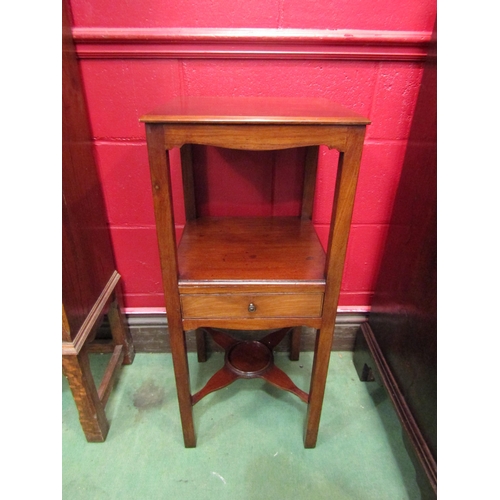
[68,0,436,314]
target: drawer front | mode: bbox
[180,293,323,319]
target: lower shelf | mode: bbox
[191,327,309,405]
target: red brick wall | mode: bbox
[68,0,437,313]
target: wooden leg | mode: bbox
[170,324,197,447]
[195,328,207,362]
[303,130,366,447]
[301,146,319,220]
[290,326,302,361]
[107,296,135,365]
[304,326,335,448]
[180,144,197,221]
[146,126,196,447]
[62,351,109,442]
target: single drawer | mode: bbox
[180,293,324,319]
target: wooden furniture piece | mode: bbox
[353,23,436,498]
[141,96,369,447]
[62,0,135,442]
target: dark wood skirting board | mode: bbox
[95,311,368,353]
[353,322,437,499]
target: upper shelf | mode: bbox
[140,96,371,126]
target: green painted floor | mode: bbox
[63,351,422,499]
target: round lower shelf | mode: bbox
[226,341,273,378]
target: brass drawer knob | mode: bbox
[248,303,257,313]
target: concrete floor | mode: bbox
[62,351,423,499]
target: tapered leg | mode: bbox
[170,325,197,447]
[290,326,302,361]
[62,351,109,442]
[304,127,366,448]
[195,329,207,362]
[304,327,335,448]
[301,146,319,220]
[147,125,196,447]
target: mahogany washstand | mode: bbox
[140,97,370,447]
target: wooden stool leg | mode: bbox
[62,351,109,442]
[108,295,135,365]
[290,326,301,361]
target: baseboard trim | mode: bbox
[353,322,437,498]
[96,311,368,353]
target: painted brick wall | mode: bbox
[68,0,436,313]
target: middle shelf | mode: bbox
[177,216,326,289]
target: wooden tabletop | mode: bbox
[140,96,370,125]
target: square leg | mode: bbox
[170,325,197,447]
[290,326,302,361]
[195,328,207,363]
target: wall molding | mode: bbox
[72,28,432,61]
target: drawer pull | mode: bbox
[248,302,257,313]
